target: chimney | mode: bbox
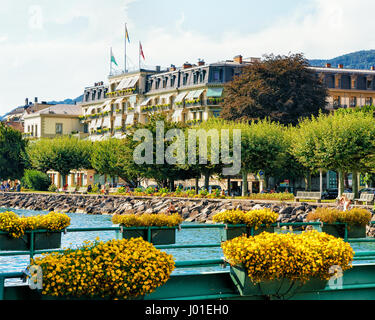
[183,62,192,69]
[234,55,243,64]
[25,98,29,106]
[338,64,344,69]
[326,63,331,68]
[34,97,38,103]
[198,59,205,66]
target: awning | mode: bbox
[175,92,189,103]
[140,97,152,106]
[185,91,197,100]
[159,93,174,104]
[85,106,95,116]
[114,98,125,105]
[172,109,183,122]
[116,76,139,91]
[102,116,111,128]
[193,89,205,99]
[113,132,126,140]
[125,113,134,125]
[100,100,113,113]
[207,87,223,98]
[129,95,137,104]
[127,76,139,88]
[114,115,123,128]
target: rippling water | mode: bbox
[0,209,225,278]
[1,208,374,284]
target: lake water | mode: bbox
[1,209,374,282]
[0,209,225,277]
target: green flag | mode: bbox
[111,52,118,66]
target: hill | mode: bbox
[309,50,375,69]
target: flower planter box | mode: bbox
[230,265,327,298]
[122,227,177,245]
[28,232,62,250]
[220,226,274,242]
[248,226,274,237]
[220,226,247,242]
[0,234,28,251]
[0,232,62,251]
[322,224,366,239]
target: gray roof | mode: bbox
[34,104,82,116]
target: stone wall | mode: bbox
[0,192,374,235]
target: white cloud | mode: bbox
[2,0,375,115]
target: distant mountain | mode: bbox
[1,95,84,120]
[46,95,83,105]
[309,50,375,70]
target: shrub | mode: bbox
[31,238,175,299]
[306,208,372,227]
[48,184,58,193]
[213,209,279,230]
[0,211,71,239]
[22,169,51,191]
[112,213,183,227]
[222,230,354,283]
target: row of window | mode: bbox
[332,96,373,106]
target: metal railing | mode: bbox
[1,221,375,299]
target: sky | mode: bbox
[1,0,375,115]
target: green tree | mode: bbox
[220,53,328,126]
[292,112,375,197]
[27,136,93,182]
[91,138,141,187]
[0,124,27,181]
[124,113,196,189]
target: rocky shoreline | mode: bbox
[1,192,375,236]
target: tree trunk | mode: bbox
[204,173,210,191]
[352,171,359,199]
[304,172,311,191]
[227,178,231,197]
[319,169,323,194]
[242,171,248,197]
[338,170,345,197]
[195,177,199,195]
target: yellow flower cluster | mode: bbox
[213,209,279,230]
[31,237,175,299]
[306,208,372,226]
[222,230,354,283]
[112,213,183,227]
[0,211,71,239]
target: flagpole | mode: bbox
[139,41,141,71]
[110,47,113,76]
[124,23,127,73]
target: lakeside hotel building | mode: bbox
[36,56,375,192]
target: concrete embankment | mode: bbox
[0,192,374,235]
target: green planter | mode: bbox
[322,224,367,239]
[28,232,62,250]
[230,265,327,298]
[248,226,274,237]
[220,225,274,242]
[0,234,28,251]
[220,226,247,242]
[122,227,177,245]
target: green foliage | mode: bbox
[22,169,51,191]
[0,123,27,180]
[27,136,93,177]
[220,53,328,126]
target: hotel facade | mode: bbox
[30,56,375,192]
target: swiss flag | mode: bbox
[140,42,145,61]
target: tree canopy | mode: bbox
[220,53,328,126]
[0,124,27,181]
